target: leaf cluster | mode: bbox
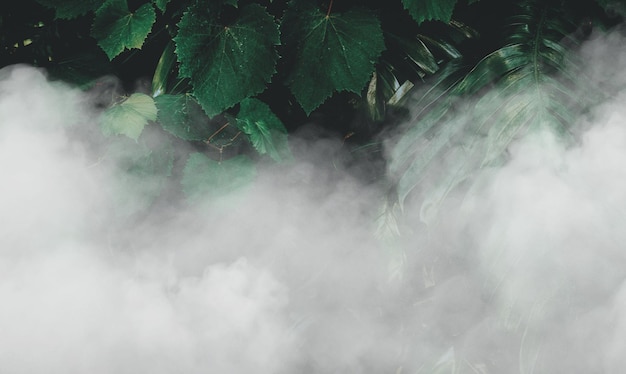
[4,0,624,215]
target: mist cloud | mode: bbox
[0,28,625,373]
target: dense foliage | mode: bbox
[2,0,625,371]
[2,0,623,216]
[1,0,623,229]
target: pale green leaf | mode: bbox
[91,0,156,60]
[175,3,280,117]
[282,1,385,114]
[182,153,256,201]
[236,98,291,162]
[101,93,158,140]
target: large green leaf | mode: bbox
[401,0,458,25]
[155,94,215,141]
[175,3,280,117]
[101,93,158,140]
[236,98,291,162]
[181,153,256,202]
[282,1,385,114]
[91,0,156,60]
[35,0,104,19]
[390,0,590,223]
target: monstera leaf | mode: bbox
[175,3,280,117]
[91,0,156,60]
[281,1,385,114]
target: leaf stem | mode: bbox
[326,0,334,18]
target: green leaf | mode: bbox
[35,0,104,19]
[153,0,170,12]
[182,153,256,201]
[103,134,174,217]
[401,0,458,25]
[91,0,156,60]
[236,98,291,162]
[175,3,280,117]
[101,93,158,140]
[154,94,215,141]
[282,2,385,114]
[390,1,589,222]
[152,42,176,97]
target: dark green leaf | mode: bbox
[282,2,385,114]
[182,153,256,201]
[153,0,170,12]
[101,93,158,140]
[91,0,156,60]
[36,0,104,19]
[236,98,291,162]
[155,94,215,141]
[175,3,280,117]
[401,0,458,25]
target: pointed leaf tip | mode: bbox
[92,1,156,60]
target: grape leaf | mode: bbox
[153,0,170,12]
[101,93,158,140]
[175,3,280,117]
[35,0,104,19]
[401,0,458,25]
[282,2,385,115]
[103,134,173,217]
[155,94,216,141]
[236,98,291,162]
[182,153,256,202]
[91,0,156,60]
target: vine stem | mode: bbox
[326,0,334,18]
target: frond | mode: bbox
[388,0,600,224]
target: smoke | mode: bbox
[0,28,625,373]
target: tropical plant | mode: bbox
[1,0,625,370]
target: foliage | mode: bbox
[174,2,280,117]
[100,92,157,139]
[2,0,625,371]
[91,0,156,60]
[281,1,385,114]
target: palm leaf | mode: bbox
[366,20,474,121]
[389,0,596,224]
